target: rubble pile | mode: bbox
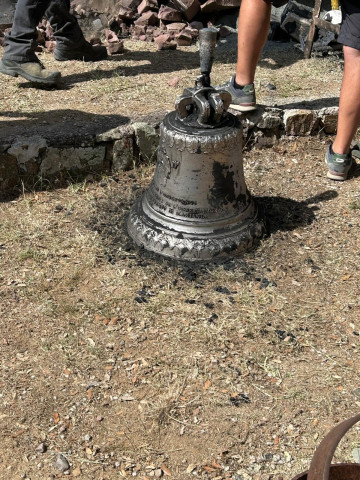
[68,0,241,51]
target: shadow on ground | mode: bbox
[88,182,339,281]
[0,109,130,145]
[275,97,339,109]
[257,189,338,234]
[12,49,202,89]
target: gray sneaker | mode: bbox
[217,75,256,112]
[0,58,61,86]
[325,144,354,181]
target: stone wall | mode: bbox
[0,106,339,196]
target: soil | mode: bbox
[1,39,360,480]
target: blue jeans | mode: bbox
[3,0,84,62]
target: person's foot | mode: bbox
[0,58,61,86]
[325,144,354,181]
[216,75,256,112]
[54,40,107,62]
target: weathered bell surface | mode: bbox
[127,28,265,261]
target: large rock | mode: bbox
[137,0,158,15]
[176,30,193,46]
[283,109,318,136]
[132,122,159,162]
[8,135,47,174]
[112,134,135,171]
[40,146,106,177]
[134,11,159,26]
[319,106,339,134]
[0,153,19,192]
[201,0,241,14]
[166,22,186,33]
[171,0,200,21]
[158,5,183,22]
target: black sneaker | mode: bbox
[325,144,354,181]
[54,40,107,62]
[216,75,256,112]
[0,57,61,86]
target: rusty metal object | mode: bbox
[292,414,360,480]
[127,28,265,261]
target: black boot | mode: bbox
[54,40,107,62]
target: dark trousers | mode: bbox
[3,0,84,62]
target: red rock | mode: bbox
[176,30,193,46]
[105,29,119,42]
[168,76,180,86]
[155,34,177,50]
[133,25,146,36]
[134,11,158,26]
[166,22,186,34]
[119,0,142,10]
[172,0,200,21]
[158,5,183,22]
[107,40,125,54]
[137,0,158,15]
[45,24,55,41]
[183,26,199,39]
[117,7,136,21]
[45,40,56,53]
[201,0,240,13]
[74,4,86,15]
[119,23,129,36]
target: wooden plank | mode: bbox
[304,0,322,59]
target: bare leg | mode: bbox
[332,45,360,154]
[235,0,272,85]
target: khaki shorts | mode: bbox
[338,0,360,50]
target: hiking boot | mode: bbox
[54,40,107,62]
[0,58,61,86]
[325,144,354,181]
[216,75,256,112]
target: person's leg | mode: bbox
[45,0,107,61]
[235,0,272,86]
[45,0,83,48]
[325,0,360,180]
[3,0,52,62]
[218,0,287,111]
[0,0,61,85]
[332,46,360,155]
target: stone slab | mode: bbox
[0,104,339,195]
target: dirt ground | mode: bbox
[1,39,360,480]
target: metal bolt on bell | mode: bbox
[127,28,265,261]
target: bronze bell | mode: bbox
[127,28,265,261]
